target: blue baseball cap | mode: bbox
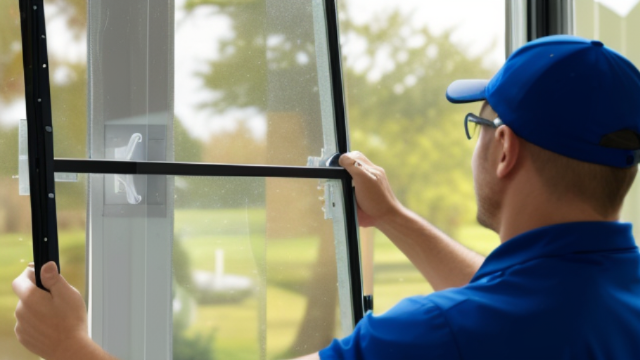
[446,35,640,168]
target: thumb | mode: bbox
[41,261,68,296]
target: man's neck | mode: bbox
[496,186,618,243]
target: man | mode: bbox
[13,35,640,359]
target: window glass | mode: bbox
[0,137,37,360]
[339,0,504,313]
[39,0,339,166]
[172,176,349,359]
[0,153,86,360]
[0,2,87,358]
[85,174,351,359]
[0,3,33,358]
[172,0,338,166]
[574,0,640,240]
[44,0,88,159]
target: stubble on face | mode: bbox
[473,102,501,232]
[475,146,501,232]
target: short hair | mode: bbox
[524,141,638,217]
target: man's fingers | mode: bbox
[349,151,375,166]
[339,153,363,171]
[26,266,36,285]
[367,168,382,180]
[339,153,377,180]
[12,267,37,299]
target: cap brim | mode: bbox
[446,79,490,104]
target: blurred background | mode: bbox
[0,0,638,359]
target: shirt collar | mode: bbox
[471,221,637,283]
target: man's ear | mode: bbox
[495,126,520,179]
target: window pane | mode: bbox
[44,0,88,159]
[0,158,86,360]
[339,0,504,313]
[0,131,37,359]
[574,0,640,240]
[85,173,353,359]
[39,0,339,166]
[0,3,87,357]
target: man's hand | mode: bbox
[12,262,106,360]
[339,151,403,227]
[339,151,484,290]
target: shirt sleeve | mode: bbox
[319,296,460,360]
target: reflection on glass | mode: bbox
[172,177,346,360]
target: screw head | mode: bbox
[44,237,48,242]
[33,5,37,10]
[45,126,52,132]
[43,64,47,68]
[48,193,54,199]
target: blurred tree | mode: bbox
[0,0,88,230]
[175,115,204,163]
[184,0,498,356]
[202,121,266,164]
[0,1,24,104]
[185,0,496,234]
[339,5,497,234]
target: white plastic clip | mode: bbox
[114,133,142,204]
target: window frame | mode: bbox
[20,0,365,357]
[526,0,574,40]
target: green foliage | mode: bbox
[172,331,216,360]
[184,1,499,234]
[184,0,268,112]
[0,125,18,176]
[173,313,217,360]
[175,116,204,163]
[339,7,498,234]
[0,1,26,103]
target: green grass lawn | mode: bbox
[0,230,86,360]
[370,225,499,314]
[0,208,500,359]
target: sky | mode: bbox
[597,0,640,16]
[0,0,507,139]
[345,0,506,67]
[172,0,506,140]
[3,0,637,140]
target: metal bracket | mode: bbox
[308,150,341,219]
[18,119,77,195]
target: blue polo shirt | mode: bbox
[319,221,640,360]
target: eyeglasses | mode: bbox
[465,113,505,140]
